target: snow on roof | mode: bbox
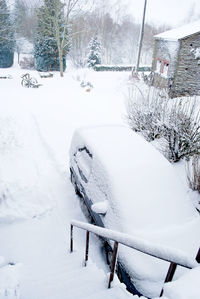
[155,20,200,41]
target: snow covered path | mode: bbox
[0,67,131,298]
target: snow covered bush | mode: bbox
[163,99,200,162]
[19,56,35,69]
[94,65,151,72]
[186,155,200,195]
[126,86,167,142]
[86,36,101,68]
[126,86,200,162]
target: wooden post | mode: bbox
[195,247,200,263]
[108,241,118,288]
[85,231,90,266]
[160,262,177,297]
[70,225,73,253]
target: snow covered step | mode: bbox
[22,258,99,287]
[20,249,133,299]
[23,268,105,299]
[30,263,103,288]
[21,260,106,299]
[81,284,134,299]
[21,252,84,282]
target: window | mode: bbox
[163,61,170,78]
[156,59,162,73]
[74,147,93,183]
[156,58,170,78]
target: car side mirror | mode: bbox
[91,201,108,215]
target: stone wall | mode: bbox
[169,33,200,98]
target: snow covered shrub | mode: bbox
[19,56,35,69]
[186,155,200,193]
[126,86,167,142]
[126,86,200,163]
[162,99,200,162]
[80,81,93,89]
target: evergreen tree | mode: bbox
[87,36,101,68]
[14,0,27,39]
[34,0,70,73]
[0,0,14,68]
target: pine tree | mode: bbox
[0,0,14,68]
[87,36,101,68]
[34,0,70,74]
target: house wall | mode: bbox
[152,39,179,89]
[169,33,200,98]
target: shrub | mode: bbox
[19,56,35,69]
[126,86,167,142]
[126,85,200,162]
[163,99,200,162]
[186,156,200,212]
[94,65,151,72]
[186,155,200,193]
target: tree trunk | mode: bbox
[59,51,64,77]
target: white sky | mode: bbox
[124,0,200,27]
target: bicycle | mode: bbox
[21,73,38,88]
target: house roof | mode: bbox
[155,20,200,41]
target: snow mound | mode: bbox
[0,262,20,299]
[0,105,54,222]
[163,266,200,299]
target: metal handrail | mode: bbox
[70,220,200,297]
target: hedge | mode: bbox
[93,65,151,72]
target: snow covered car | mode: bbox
[69,125,200,297]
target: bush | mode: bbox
[186,156,200,212]
[0,50,14,68]
[126,87,167,142]
[186,155,200,192]
[162,99,200,162]
[126,85,200,162]
[94,65,151,72]
[19,56,35,70]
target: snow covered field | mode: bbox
[0,58,200,299]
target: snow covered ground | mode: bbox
[0,56,200,299]
[0,60,129,299]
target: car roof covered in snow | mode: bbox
[70,125,198,233]
[154,20,200,41]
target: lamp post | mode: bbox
[133,0,147,75]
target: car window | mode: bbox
[74,147,93,183]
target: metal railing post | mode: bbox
[160,262,177,297]
[70,225,73,253]
[195,247,200,263]
[85,231,90,266]
[108,241,118,288]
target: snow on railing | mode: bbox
[70,220,200,297]
[71,220,198,269]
